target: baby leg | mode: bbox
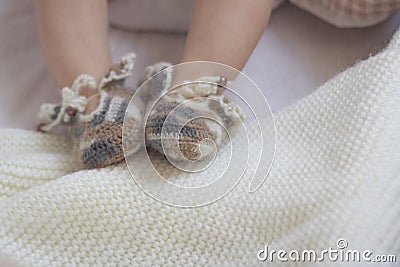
[181,0,273,72]
[34,0,111,103]
[144,0,273,161]
[35,1,142,168]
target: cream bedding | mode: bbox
[0,27,399,266]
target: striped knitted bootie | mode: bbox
[37,53,142,169]
[139,63,245,162]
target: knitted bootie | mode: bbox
[139,63,245,162]
[38,53,142,169]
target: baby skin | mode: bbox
[34,0,272,168]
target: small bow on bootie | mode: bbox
[37,74,97,132]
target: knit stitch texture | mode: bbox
[0,29,399,266]
[142,71,245,161]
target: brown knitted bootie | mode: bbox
[139,63,245,162]
[38,53,142,169]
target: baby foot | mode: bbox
[38,53,142,169]
[140,64,245,161]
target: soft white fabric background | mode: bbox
[0,0,399,129]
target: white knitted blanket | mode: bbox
[0,29,399,266]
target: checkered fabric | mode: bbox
[283,0,400,27]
